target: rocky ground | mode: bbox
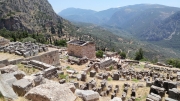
[0,47,180,101]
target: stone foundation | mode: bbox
[26,50,60,66]
[0,49,60,66]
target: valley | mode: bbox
[1,0,180,101]
[59,4,180,61]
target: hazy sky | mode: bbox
[48,0,180,13]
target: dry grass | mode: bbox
[17,64,40,75]
[14,97,28,101]
[0,52,23,61]
[136,87,149,101]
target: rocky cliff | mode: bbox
[0,0,73,36]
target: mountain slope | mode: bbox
[59,8,119,25]
[59,4,180,41]
[142,11,180,41]
[108,4,165,26]
[0,0,76,37]
[121,7,180,40]
[148,11,180,50]
[72,22,180,61]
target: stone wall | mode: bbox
[67,44,83,58]
[26,50,60,66]
[0,59,9,68]
[100,59,115,68]
[67,42,95,59]
[0,49,60,66]
[82,43,96,59]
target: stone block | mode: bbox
[165,97,178,101]
[33,75,44,86]
[0,65,18,74]
[13,70,26,80]
[90,70,96,77]
[59,79,66,84]
[111,93,116,99]
[169,88,180,100]
[111,97,122,101]
[112,72,119,80]
[33,50,39,56]
[147,93,161,101]
[146,98,154,101]
[0,59,9,67]
[81,72,87,82]
[146,81,153,87]
[75,89,99,101]
[43,67,58,79]
[150,85,165,97]
[25,82,76,101]
[12,79,33,96]
[23,51,30,58]
[0,76,18,100]
[122,92,127,101]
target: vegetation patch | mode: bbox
[109,66,113,71]
[135,95,147,101]
[131,78,139,83]
[66,66,71,70]
[17,64,40,75]
[59,74,69,80]
[108,77,112,81]
[135,48,144,61]
[166,58,180,68]
[96,50,103,58]
[120,51,126,59]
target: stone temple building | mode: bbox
[67,40,96,59]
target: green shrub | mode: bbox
[120,52,126,59]
[166,58,180,68]
[96,50,103,58]
[131,78,139,83]
[59,74,68,79]
[110,66,113,71]
[54,39,67,47]
[135,48,144,61]
[66,66,71,70]
[108,77,112,81]
[22,37,36,43]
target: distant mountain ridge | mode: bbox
[59,7,119,25]
[59,4,180,41]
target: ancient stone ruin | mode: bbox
[1,41,48,58]
[67,40,96,59]
[1,39,180,101]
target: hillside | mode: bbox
[119,7,180,40]
[149,11,180,50]
[142,11,180,41]
[0,0,78,37]
[72,22,180,61]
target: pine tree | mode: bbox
[135,48,144,60]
